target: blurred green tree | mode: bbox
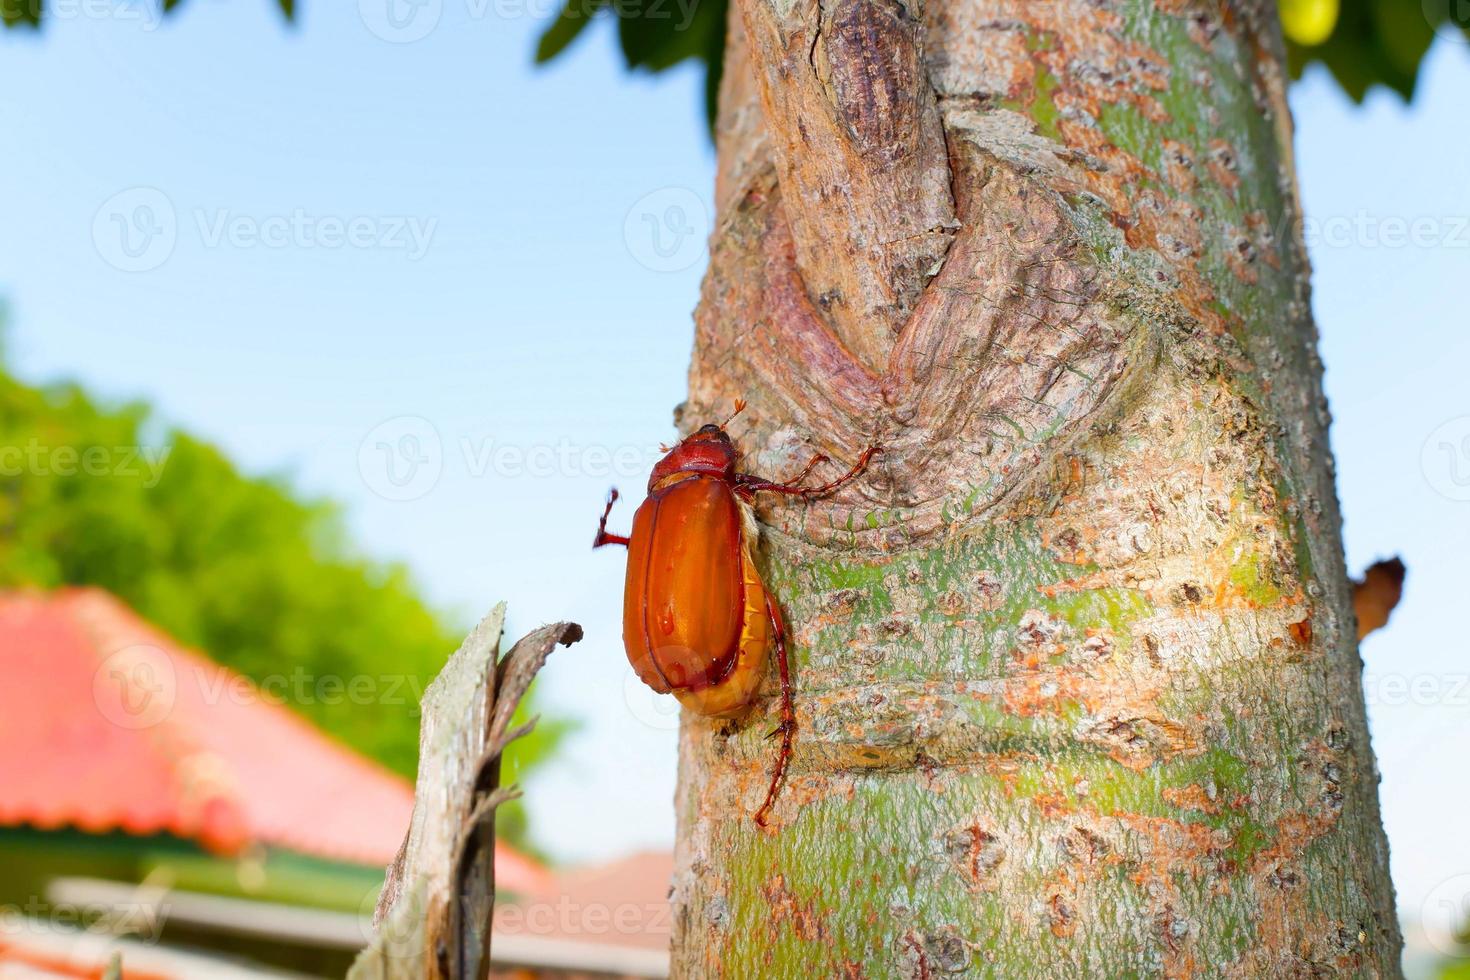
[0,343,566,857]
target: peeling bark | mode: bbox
[674,0,1400,976]
[348,609,581,980]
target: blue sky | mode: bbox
[3,1,1468,931]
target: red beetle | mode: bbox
[594,406,877,826]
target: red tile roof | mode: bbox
[0,589,549,894]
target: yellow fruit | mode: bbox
[1280,0,1339,46]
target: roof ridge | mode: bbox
[60,590,253,854]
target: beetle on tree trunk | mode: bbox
[594,407,878,826]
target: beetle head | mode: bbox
[649,423,738,489]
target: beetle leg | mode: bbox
[592,488,631,548]
[753,594,796,829]
[782,452,829,485]
[738,445,880,500]
[735,453,830,501]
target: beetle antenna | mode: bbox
[720,399,747,430]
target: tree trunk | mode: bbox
[669,0,1402,976]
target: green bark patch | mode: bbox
[711,766,1270,976]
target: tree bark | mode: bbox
[670,0,1402,976]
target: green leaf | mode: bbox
[1,0,40,28]
[1370,0,1435,78]
[618,0,725,72]
[534,0,728,127]
[536,0,608,63]
[1289,0,1427,102]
